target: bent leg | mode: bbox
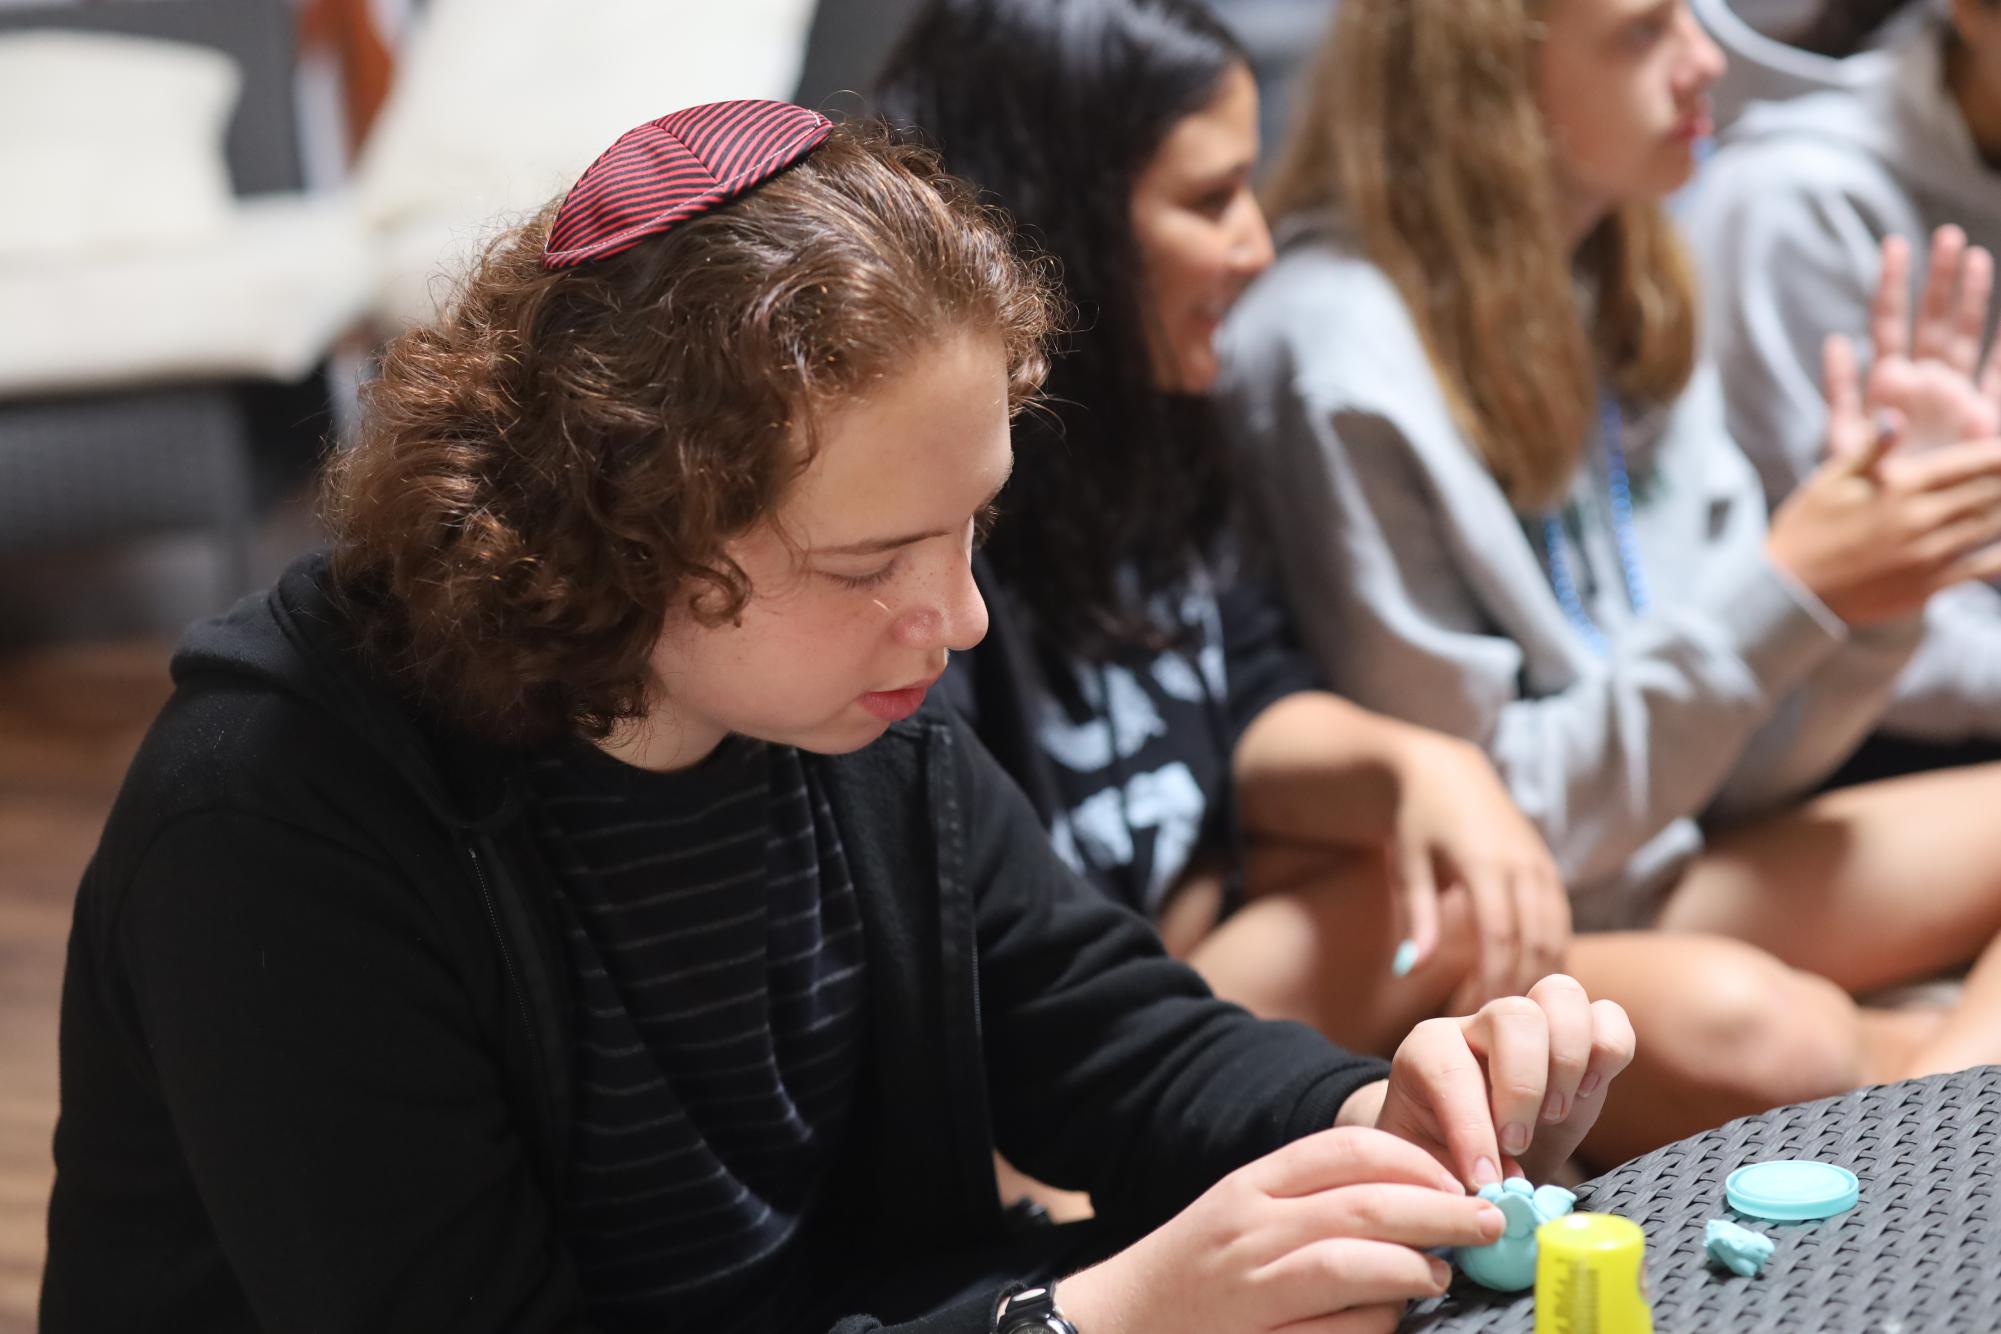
[1559,933,1920,1165]
[1659,762,2001,993]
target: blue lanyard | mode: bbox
[1540,394,1650,655]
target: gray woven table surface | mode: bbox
[1402,1065,2001,1332]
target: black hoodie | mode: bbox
[39,553,1386,1334]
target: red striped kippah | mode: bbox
[542,100,833,270]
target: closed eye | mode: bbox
[827,560,898,590]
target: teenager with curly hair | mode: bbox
[41,105,1631,1334]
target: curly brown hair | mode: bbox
[326,120,1058,747]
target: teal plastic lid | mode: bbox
[1725,1160,1859,1221]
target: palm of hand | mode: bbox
[1866,353,2000,450]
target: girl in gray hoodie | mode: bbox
[1224,0,2001,1160]
[1689,0,2001,773]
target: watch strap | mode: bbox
[994,1283,1080,1334]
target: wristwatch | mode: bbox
[994,1284,1080,1334]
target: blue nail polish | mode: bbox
[1392,939,1420,977]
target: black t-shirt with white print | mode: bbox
[525,733,867,1333]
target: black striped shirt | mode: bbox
[527,735,868,1333]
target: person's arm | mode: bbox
[1692,148,2001,743]
[113,811,597,1334]
[1238,357,1888,893]
[948,708,1388,1232]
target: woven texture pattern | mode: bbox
[1404,1066,2001,1332]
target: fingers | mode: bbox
[1463,867,1523,1005]
[1253,1125,1465,1200]
[1462,997,1551,1166]
[1938,509,2001,565]
[1275,1182,1507,1253]
[1521,997,1637,1181]
[1871,233,1913,367]
[1264,1238,1455,1311]
[1913,226,1968,365]
[1389,1017,1504,1188]
[1525,973,1592,1127]
[1942,539,2001,586]
[1517,861,1571,989]
[1822,334,1867,461]
[1571,998,1637,1125]
[1951,245,1994,378]
[1390,843,1441,971]
[1902,435,2001,490]
[1915,474,2001,529]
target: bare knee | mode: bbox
[1663,943,1863,1107]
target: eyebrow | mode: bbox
[812,463,1015,558]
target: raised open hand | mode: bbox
[1827,227,2001,459]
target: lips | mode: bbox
[1673,104,1713,142]
[859,672,943,723]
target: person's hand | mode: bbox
[1776,232,2001,626]
[1387,732,1569,1005]
[1058,1127,1508,1334]
[1834,228,2001,455]
[1768,410,2001,626]
[1369,975,1635,1189]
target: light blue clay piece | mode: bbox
[1456,1179,1578,1292]
[1391,939,1420,977]
[1533,1183,1578,1220]
[1704,1218,1775,1277]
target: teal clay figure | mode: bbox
[1704,1218,1775,1277]
[1456,1177,1577,1291]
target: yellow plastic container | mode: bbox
[1533,1212,1654,1334]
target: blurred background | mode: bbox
[0,0,1904,1326]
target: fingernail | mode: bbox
[1477,1203,1507,1237]
[1391,938,1419,977]
[1542,1093,1568,1124]
[1502,1122,1531,1156]
[1577,1071,1602,1099]
[1472,1156,1500,1187]
[1428,1257,1453,1289]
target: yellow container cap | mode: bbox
[1535,1213,1653,1334]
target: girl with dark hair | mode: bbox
[1227,0,2001,1161]
[1689,0,2001,782]
[876,0,1575,1065]
[41,103,1631,1334]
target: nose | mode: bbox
[1232,193,1276,282]
[892,554,989,652]
[1680,7,1726,91]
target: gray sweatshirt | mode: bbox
[1686,24,2001,740]
[1219,219,1920,922]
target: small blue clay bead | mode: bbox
[1533,1184,1577,1221]
[1704,1218,1775,1277]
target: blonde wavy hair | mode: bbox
[1264,0,1698,510]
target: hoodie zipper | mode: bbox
[466,839,557,1160]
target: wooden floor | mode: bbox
[0,640,173,1333]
